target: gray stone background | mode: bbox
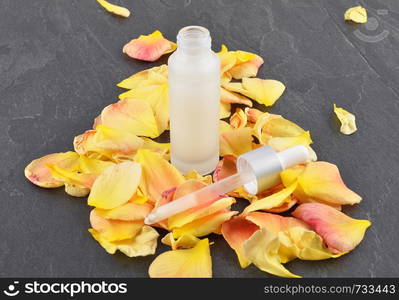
[0,0,398,277]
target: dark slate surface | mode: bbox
[1,0,398,277]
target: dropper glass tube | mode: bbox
[144,145,309,225]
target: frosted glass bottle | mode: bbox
[168,26,220,175]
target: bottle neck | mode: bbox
[176,26,212,56]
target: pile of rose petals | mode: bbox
[25,30,371,278]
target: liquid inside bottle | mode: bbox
[168,26,220,175]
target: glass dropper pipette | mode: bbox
[144,145,309,225]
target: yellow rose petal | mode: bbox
[242,78,286,107]
[24,152,80,188]
[96,0,130,18]
[161,232,200,250]
[88,161,141,209]
[149,238,212,278]
[334,104,357,135]
[89,225,158,257]
[344,6,367,23]
[220,127,253,157]
[243,182,297,214]
[243,228,300,278]
[90,209,143,242]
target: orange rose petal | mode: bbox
[292,203,371,253]
[221,216,259,268]
[123,30,176,62]
[90,209,143,242]
[230,108,248,129]
[25,152,80,188]
[245,212,310,234]
[213,155,237,182]
[245,107,264,123]
[229,53,264,79]
[134,149,185,204]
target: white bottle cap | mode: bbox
[236,145,309,195]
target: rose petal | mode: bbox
[285,161,362,206]
[169,194,235,229]
[221,216,259,268]
[245,212,310,234]
[141,137,170,159]
[243,183,297,214]
[245,107,263,123]
[220,127,253,157]
[134,149,185,204]
[292,203,371,253]
[217,45,237,81]
[278,227,341,263]
[230,108,248,129]
[220,87,252,107]
[89,209,143,242]
[149,238,212,278]
[99,98,159,138]
[47,163,97,189]
[25,152,80,188]
[241,78,285,106]
[88,161,141,209]
[89,225,158,257]
[78,155,115,174]
[334,104,357,135]
[265,197,298,213]
[96,0,130,18]
[123,30,176,62]
[64,183,90,197]
[229,52,264,79]
[184,170,213,185]
[268,131,313,152]
[243,228,300,278]
[161,232,200,250]
[118,81,169,135]
[172,210,237,238]
[94,201,153,221]
[117,65,168,90]
[74,126,144,161]
[344,6,367,23]
[220,102,232,119]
